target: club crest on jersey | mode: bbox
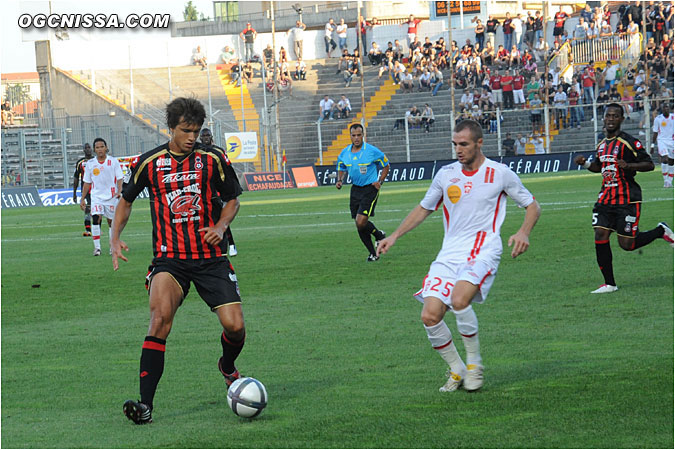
[447,185,461,203]
[464,181,473,194]
[195,155,203,169]
[635,141,642,149]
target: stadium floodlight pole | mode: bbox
[271,0,282,171]
[358,1,366,135]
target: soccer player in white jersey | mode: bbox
[652,103,674,188]
[377,120,541,392]
[80,138,124,256]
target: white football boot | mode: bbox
[229,245,238,256]
[658,222,674,248]
[440,368,466,393]
[464,364,484,392]
[591,284,618,294]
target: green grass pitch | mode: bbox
[1,170,673,448]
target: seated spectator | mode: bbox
[336,95,352,118]
[459,88,474,112]
[420,103,435,132]
[230,63,242,86]
[337,48,351,74]
[243,62,253,83]
[392,60,406,84]
[262,44,274,70]
[408,36,422,61]
[407,105,422,128]
[400,71,415,93]
[515,132,527,155]
[279,46,289,65]
[430,66,444,96]
[478,87,494,110]
[422,37,434,58]
[393,39,405,62]
[368,42,383,65]
[534,37,548,63]
[192,46,207,70]
[522,57,537,78]
[343,57,360,87]
[1,99,15,126]
[526,75,540,101]
[480,41,495,66]
[418,69,432,91]
[294,58,307,80]
[221,46,237,64]
[318,95,335,122]
[496,45,509,69]
[280,60,290,79]
[509,45,521,68]
[277,71,293,96]
[471,104,483,122]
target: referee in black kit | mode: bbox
[335,124,390,261]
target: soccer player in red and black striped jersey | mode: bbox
[575,103,674,294]
[72,143,93,236]
[111,98,245,425]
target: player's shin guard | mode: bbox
[595,240,616,286]
[91,225,101,250]
[453,305,481,366]
[220,331,245,374]
[139,336,166,410]
[632,226,665,250]
[424,321,466,374]
[357,228,376,255]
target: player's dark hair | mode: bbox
[200,127,212,135]
[604,103,624,117]
[166,97,206,129]
[93,137,107,148]
[454,119,483,142]
[349,123,364,133]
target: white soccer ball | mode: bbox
[227,377,268,418]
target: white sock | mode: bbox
[108,226,112,242]
[92,224,101,250]
[662,164,669,184]
[669,164,674,185]
[424,321,466,375]
[453,305,482,366]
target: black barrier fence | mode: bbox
[1,186,44,209]
[314,151,595,186]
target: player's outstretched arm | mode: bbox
[199,198,240,246]
[508,199,541,259]
[377,205,433,256]
[111,198,133,270]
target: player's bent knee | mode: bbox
[420,310,443,327]
[617,237,635,251]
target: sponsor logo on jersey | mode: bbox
[157,157,172,167]
[449,177,461,183]
[162,171,200,183]
[165,183,200,203]
[93,168,101,176]
[170,194,202,218]
[624,215,636,223]
[447,185,461,203]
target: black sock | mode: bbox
[358,228,376,255]
[366,221,385,240]
[595,240,616,286]
[225,227,235,246]
[220,331,245,374]
[139,336,166,410]
[632,226,664,250]
[84,219,91,232]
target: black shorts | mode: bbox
[553,26,564,36]
[350,184,380,219]
[145,257,241,310]
[592,202,641,237]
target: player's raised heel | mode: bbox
[123,399,152,424]
[658,222,674,248]
[463,364,484,392]
[440,368,466,392]
[591,284,618,294]
[218,356,241,387]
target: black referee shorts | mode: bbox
[145,256,241,311]
[350,184,380,219]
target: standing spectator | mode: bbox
[513,70,526,109]
[403,14,422,49]
[192,46,207,70]
[553,85,568,129]
[358,15,372,49]
[336,18,348,51]
[324,18,337,58]
[336,94,352,119]
[534,36,548,63]
[581,65,596,110]
[486,15,500,50]
[239,23,257,62]
[568,84,583,129]
[502,132,516,156]
[628,1,643,27]
[515,132,527,155]
[421,103,435,132]
[534,10,544,43]
[489,70,503,109]
[574,16,589,40]
[512,13,523,51]
[503,12,514,52]
[553,6,570,41]
[262,44,274,71]
[524,13,536,50]
[501,70,514,110]
[472,18,485,50]
[530,131,545,154]
[294,58,307,80]
[526,75,540,101]
[430,66,444,96]
[318,95,335,122]
[287,20,306,60]
[529,93,543,132]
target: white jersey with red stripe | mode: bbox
[420,159,535,267]
[83,155,124,206]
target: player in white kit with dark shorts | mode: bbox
[80,137,124,256]
[378,120,541,392]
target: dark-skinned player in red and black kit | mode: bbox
[111,98,245,424]
[574,103,674,294]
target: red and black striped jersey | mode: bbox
[593,131,651,205]
[122,142,242,260]
[74,156,92,185]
